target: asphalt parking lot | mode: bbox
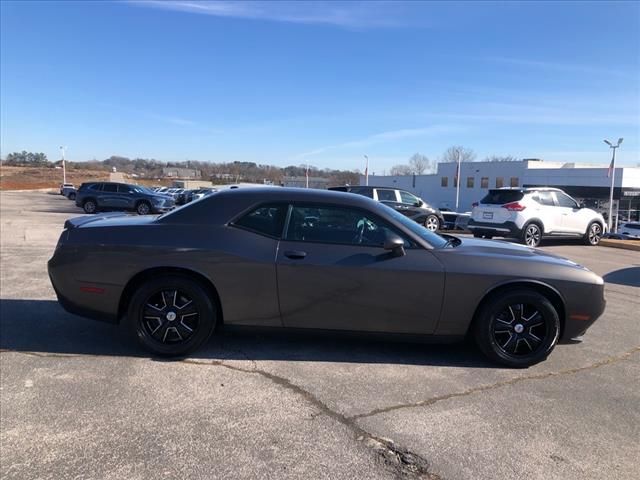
[1,190,638,480]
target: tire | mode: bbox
[473,289,560,368]
[424,215,440,232]
[127,275,216,356]
[583,221,603,246]
[83,199,97,214]
[136,201,151,215]
[68,192,76,200]
[521,222,542,247]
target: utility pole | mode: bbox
[604,138,623,232]
[60,146,67,184]
[364,155,369,186]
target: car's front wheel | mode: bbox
[127,275,217,356]
[424,215,440,231]
[473,289,560,368]
[136,201,151,215]
[522,223,542,247]
[584,221,603,246]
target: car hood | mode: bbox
[446,236,588,269]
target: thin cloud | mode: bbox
[129,0,405,29]
[294,124,463,159]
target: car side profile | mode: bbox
[75,182,175,215]
[49,188,606,368]
[329,185,445,231]
[468,187,606,247]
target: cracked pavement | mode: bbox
[1,191,639,479]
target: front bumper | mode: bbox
[560,282,607,342]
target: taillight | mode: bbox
[472,202,479,208]
[502,202,526,211]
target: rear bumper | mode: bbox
[468,220,521,236]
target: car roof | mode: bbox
[490,187,564,193]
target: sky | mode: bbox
[1,0,639,172]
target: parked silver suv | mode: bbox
[468,187,606,247]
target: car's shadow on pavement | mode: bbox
[0,298,494,368]
[603,267,640,287]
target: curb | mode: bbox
[599,239,640,252]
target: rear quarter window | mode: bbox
[480,190,524,205]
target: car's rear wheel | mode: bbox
[68,192,76,200]
[424,215,440,231]
[136,201,151,215]
[522,223,542,247]
[83,199,97,214]
[474,290,560,368]
[127,275,216,356]
[584,221,603,246]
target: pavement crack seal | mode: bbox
[350,346,640,421]
[180,357,441,479]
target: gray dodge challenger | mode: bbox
[48,187,606,367]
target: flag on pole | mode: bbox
[364,155,369,186]
[607,156,614,178]
[305,164,309,188]
[454,158,460,186]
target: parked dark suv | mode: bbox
[329,185,445,231]
[75,182,175,215]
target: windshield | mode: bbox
[379,203,449,248]
[133,186,154,194]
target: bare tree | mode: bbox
[389,164,414,176]
[441,146,476,163]
[484,155,519,162]
[408,153,433,174]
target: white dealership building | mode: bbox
[362,159,640,222]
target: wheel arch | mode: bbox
[469,280,566,338]
[522,217,545,233]
[118,266,224,326]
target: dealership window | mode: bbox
[481,177,489,189]
[510,177,519,187]
[441,177,448,187]
[285,205,409,248]
[495,177,504,188]
[233,203,288,238]
[467,177,474,188]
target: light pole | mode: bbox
[59,146,67,184]
[364,155,369,186]
[604,138,623,232]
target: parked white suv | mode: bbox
[468,187,606,247]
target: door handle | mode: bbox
[284,250,307,260]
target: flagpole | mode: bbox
[455,156,461,211]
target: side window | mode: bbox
[102,184,118,192]
[376,189,397,202]
[399,191,419,205]
[233,204,288,238]
[533,191,555,206]
[118,185,133,193]
[554,192,578,208]
[285,205,409,248]
[89,183,102,191]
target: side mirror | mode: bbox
[414,200,423,207]
[383,232,406,257]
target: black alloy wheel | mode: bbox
[128,275,216,356]
[522,223,542,247]
[584,222,603,246]
[474,289,560,368]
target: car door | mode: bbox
[99,183,120,208]
[276,203,445,334]
[375,188,406,215]
[552,192,583,233]
[398,190,426,221]
[116,184,135,208]
[530,191,561,233]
